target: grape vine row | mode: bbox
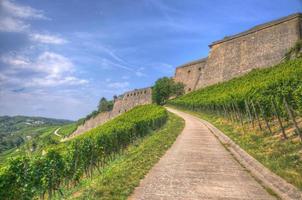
[169,58,302,141]
[0,105,167,200]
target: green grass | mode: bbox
[0,122,77,166]
[0,125,59,165]
[54,112,184,200]
[169,106,302,190]
[58,123,77,137]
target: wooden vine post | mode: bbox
[258,102,273,135]
[245,100,254,128]
[235,102,245,132]
[271,98,287,139]
[283,97,302,141]
[251,100,263,131]
[231,102,239,122]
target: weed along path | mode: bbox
[129,107,275,200]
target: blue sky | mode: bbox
[0,0,301,120]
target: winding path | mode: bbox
[53,128,62,137]
[129,107,275,200]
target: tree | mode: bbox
[152,77,185,105]
[172,82,185,97]
[98,97,113,112]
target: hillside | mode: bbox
[169,58,302,189]
[0,116,73,158]
[0,105,171,199]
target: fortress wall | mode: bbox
[112,87,152,113]
[196,13,302,89]
[70,111,111,137]
[174,58,207,93]
[70,87,152,138]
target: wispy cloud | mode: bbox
[1,0,47,19]
[30,33,67,44]
[0,16,29,32]
[0,0,47,32]
[0,0,67,47]
[107,81,130,89]
[1,51,88,88]
[71,33,147,77]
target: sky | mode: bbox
[0,0,301,120]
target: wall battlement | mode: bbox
[175,13,302,92]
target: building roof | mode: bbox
[176,57,208,69]
[210,13,302,47]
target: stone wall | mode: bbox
[174,13,302,90]
[69,87,152,138]
[111,87,152,115]
[70,111,112,138]
[174,58,207,93]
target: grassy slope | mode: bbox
[169,106,302,190]
[0,122,77,165]
[57,123,77,137]
[54,112,184,200]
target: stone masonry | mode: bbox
[111,87,152,116]
[175,13,302,92]
[70,87,152,138]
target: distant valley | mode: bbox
[0,116,73,156]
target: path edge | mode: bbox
[197,117,302,200]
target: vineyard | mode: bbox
[169,58,302,141]
[0,105,167,200]
[169,57,302,188]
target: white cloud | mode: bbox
[34,51,74,77]
[1,51,88,87]
[1,0,47,19]
[1,54,30,66]
[0,16,29,32]
[135,71,146,77]
[0,89,92,120]
[28,76,88,87]
[0,0,48,33]
[30,33,67,44]
[107,81,129,89]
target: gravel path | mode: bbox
[129,107,275,200]
[53,128,62,137]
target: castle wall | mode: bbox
[174,58,207,93]
[69,87,152,138]
[111,87,152,114]
[70,111,112,137]
[195,13,302,89]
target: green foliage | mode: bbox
[0,116,72,153]
[168,57,302,190]
[77,97,114,126]
[152,77,185,105]
[169,58,302,118]
[57,123,77,137]
[180,108,302,190]
[57,113,184,200]
[0,105,167,199]
[285,40,302,61]
[98,97,114,112]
